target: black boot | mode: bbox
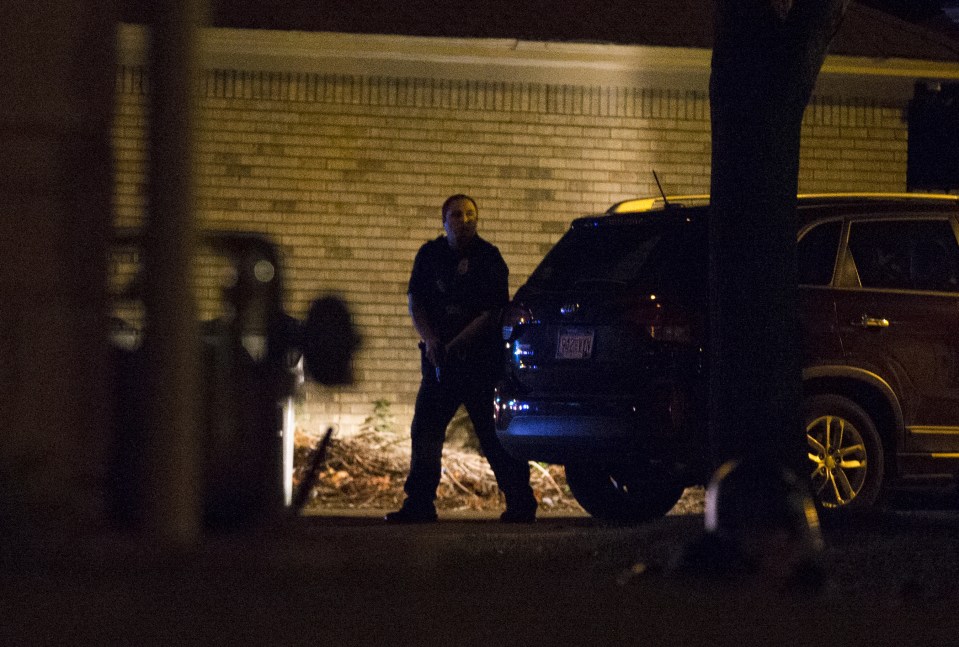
[499,507,536,523]
[500,492,537,523]
[384,499,438,524]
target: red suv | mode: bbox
[495,194,959,521]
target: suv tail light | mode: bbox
[625,296,696,345]
[501,302,532,341]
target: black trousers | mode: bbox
[403,363,535,511]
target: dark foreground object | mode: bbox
[4,505,959,646]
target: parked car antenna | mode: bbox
[652,170,670,208]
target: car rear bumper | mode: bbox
[494,393,705,466]
[497,414,648,463]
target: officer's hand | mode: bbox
[424,336,444,367]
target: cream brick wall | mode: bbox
[112,66,907,440]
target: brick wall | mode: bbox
[801,98,907,190]
[112,65,907,440]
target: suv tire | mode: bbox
[804,394,884,511]
[564,463,685,522]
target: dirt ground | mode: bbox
[7,432,959,645]
[5,504,959,646]
[294,429,706,516]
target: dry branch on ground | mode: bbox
[293,429,584,512]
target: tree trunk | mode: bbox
[708,0,850,477]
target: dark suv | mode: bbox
[495,194,959,521]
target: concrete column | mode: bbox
[141,0,208,544]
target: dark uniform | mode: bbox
[402,234,536,517]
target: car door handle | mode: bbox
[852,314,890,329]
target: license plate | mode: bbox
[556,328,594,359]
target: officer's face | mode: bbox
[443,198,478,250]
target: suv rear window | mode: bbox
[524,217,706,297]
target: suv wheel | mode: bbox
[804,394,884,511]
[564,463,685,523]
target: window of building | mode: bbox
[908,82,959,192]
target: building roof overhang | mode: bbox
[118,23,959,105]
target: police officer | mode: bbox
[386,194,537,523]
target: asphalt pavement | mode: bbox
[4,502,959,646]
